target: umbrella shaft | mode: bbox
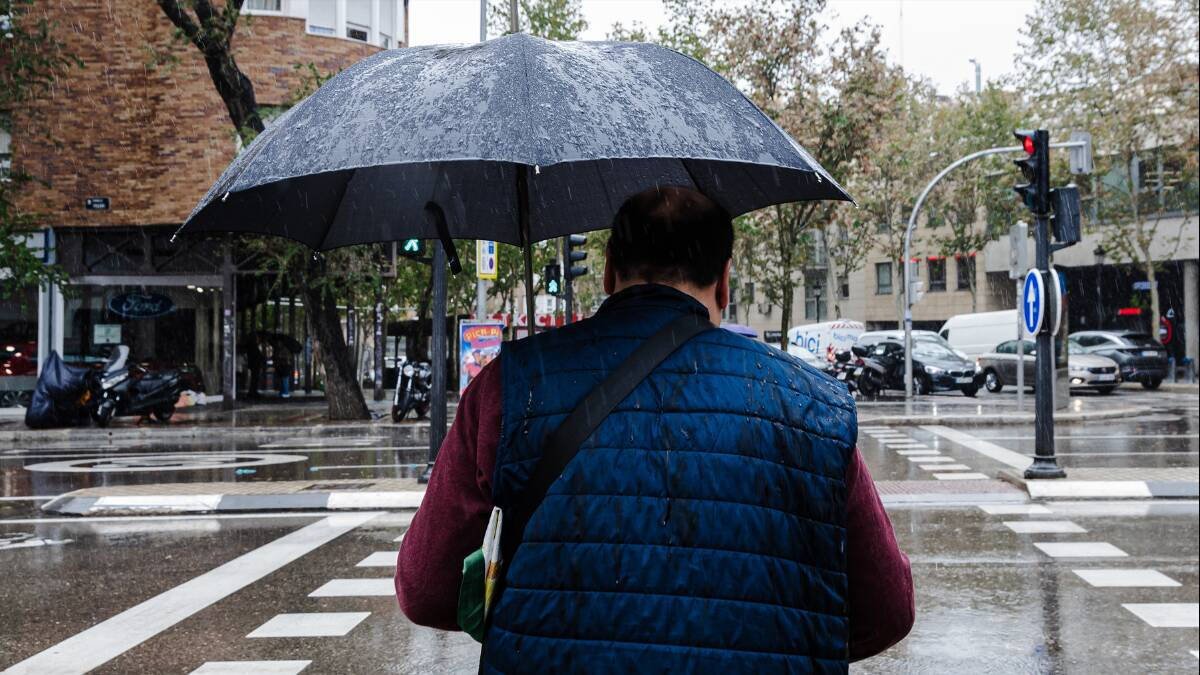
[518,165,536,336]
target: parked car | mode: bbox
[852,338,982,396]
[938,310,1018,359]
[858,329,968,359]
[978,339,1121,394]
[1068,330,1169,389]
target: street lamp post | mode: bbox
[1093,245,1106,328]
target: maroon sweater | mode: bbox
[396,359,914,661]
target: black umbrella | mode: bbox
[176,33,852,477]
[254,330,302,354]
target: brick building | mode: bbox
[1,0,409,406]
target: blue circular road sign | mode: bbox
[1022,269,1045,335]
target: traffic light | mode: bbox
[1013,129,1049,215]
[565,234,589,280]
[544,263,562,296]
[399,238,425,258]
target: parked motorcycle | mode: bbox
[90,345,185,427]
[829,349,860,393]
[24,351,94,429]
[852,340,981,397]
[391,360,432,423]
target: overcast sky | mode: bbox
[408,0,1038,95]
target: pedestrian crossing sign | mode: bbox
[477,240,497,280]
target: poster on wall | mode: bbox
[93,324,122,345]
[459,320,505,394]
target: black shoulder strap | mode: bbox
[499,311,713,566]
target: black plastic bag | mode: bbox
[25,351,93,429]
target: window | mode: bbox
[346,0,370,41]
[838,275,849,300]
[875,262,892,295]
[927,258,946,292]
[245,0,282,10]
[0,121,10,181]
[956,256,975,290]
[308,1,336,35]
[379,0,395,47]
[804,281,825,321]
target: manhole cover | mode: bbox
[301,482,375,491]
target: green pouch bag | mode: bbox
[457,547,487,642]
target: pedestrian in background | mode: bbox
[397,186,914,672]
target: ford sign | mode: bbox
[107,292,175,319]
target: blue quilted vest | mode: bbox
[482,284,857,674]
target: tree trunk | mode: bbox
[1146,260,1161,339]
[407,274,434,362]
[303,261,369,421]
[779,275,793,351]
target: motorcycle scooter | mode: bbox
[91,345,185,427]
[391,360,432,423]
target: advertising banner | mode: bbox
[459,320,504,394]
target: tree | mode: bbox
[156,1,369,420]
[927,85,1025,312]
[0,0,79,299]
[1017,0,1199,335]
[490,0,587,39]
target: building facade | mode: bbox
[2,0,408,406]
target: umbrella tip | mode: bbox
[535,165,541,175]
[221,192,230,202]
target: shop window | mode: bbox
[0,287,39,407]
[956,256,975,290]
[875,262,892,295]
[928,258,946,291]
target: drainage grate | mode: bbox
[301,482,376,491]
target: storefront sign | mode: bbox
[459,320,504,394]
[107,292,175,319]
[93,324,122,345]
[84,197,110,211]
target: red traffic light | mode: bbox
[1022,135,1035,154]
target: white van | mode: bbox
[938,310,1018,358]
[787,320,866,364]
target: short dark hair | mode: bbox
[607,186,733,287]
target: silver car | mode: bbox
[978,339,1121,394]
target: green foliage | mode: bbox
[0,0,81,299]
[489,0,587,40]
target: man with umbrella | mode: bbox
[397,186,914,670]
[176,34,914,670]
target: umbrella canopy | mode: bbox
[177,33,851,249]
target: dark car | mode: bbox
[854,336,981,396]
[1068,330,1169,389]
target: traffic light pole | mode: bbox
[562,236,574,324]
[901,139,1089,398]
[1027,209,1064,478]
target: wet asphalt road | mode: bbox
[1,389,1197,673]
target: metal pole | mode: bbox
[221,243,237,410]
[422,240,449,483]
[562,236,574,324]
[902,140,1088,398]
[475,0,489,321]
[517,165,536,337]
[509,0,518,33]
[1016,280,1024,411]
[373,289,385,402]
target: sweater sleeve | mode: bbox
[395,358,502,630]
[845,448,915,661]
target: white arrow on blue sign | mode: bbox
[1022,269,1045,335]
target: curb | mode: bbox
[41,490,426,516]
[860,406,1144,426]
[998,470,1199,499]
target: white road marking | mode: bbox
[907,456,954,463]
[979,504,1053,515]
[394,533,405,542]
[0,496,57,501]
[1073,569,1181,588]
[2,512,381,675]
[933,472,990,480]
[897,450,941,456]
[327,492,424,509]
[1003,520,1086,534]
[1026,481,1154,499]
[190,661,312,674]
[310,463,421,471]
[1121,603,1199,628]
[1046,501,1199,517]
[979,434,1200,441]
[921,425,1031,470]
[1034,542,1128,558]
[883,442,929,448]
[921,464,973,471]
[259,438,384,448]
[355,551,398,567]
[247,612,371,638]
[8,447,425,461]
[0,511,333,525]
[309,579,395,597]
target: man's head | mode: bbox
[603,186,733,319]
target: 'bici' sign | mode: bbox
[107,292,175,319]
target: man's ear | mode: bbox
[715,259,732,311]
[603,254,616,295]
